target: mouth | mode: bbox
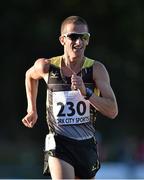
[72,46,83,52]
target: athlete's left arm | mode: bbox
[89,61,118,119]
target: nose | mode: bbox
[75,37,83,44]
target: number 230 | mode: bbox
[57,101,86,117]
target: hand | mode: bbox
[22,111,38,128]
[71,74,86,96]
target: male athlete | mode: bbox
[22,16,118,179]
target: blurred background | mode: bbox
[0,0,144,179]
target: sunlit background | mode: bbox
[0,0,144,179]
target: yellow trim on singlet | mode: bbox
[83,57,100,96]
[50,56,61,67]
[50,56,100,96]
[82,57,95,68]
[50,56,95,68]
[94,88,100,96]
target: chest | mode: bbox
[47,64,95,91]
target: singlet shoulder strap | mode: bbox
[50,56,62,67]
[83,57,100,97]
[50,56,95,68]
[82,57,95,68]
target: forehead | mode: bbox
[62,23,88,34]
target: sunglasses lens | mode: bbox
[68,34,79,41]
[67,33,89,41]
[82,34,89,41]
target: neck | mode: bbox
[62,55,85,73]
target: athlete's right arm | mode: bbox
[22,58,50,128]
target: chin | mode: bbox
[72,52,83,60]
[71,55,80,61]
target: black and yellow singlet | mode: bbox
[46,56,100,140]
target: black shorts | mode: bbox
[43,134,100,179]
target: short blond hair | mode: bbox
[60,16,89,34]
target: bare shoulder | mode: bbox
[93,60,107,72]
[33,58,50,77]
[34,58,51,75]
[26,58,51,80]
[93,60,110,82]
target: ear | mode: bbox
[59,36,65,46]
[86,39,89,46]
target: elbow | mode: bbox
[108,106,118,119]
[108,99,118,119]
[109,111,118,119]
[101,107,118,119]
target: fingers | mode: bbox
[22,118,32,128]
[71,74,78,90]
[71,74,86,95]
[22,115,36,128]
[71,74,83,89]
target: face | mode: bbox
[59,23,90,61]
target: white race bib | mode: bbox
[52,90,90,125]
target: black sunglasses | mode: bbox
[63,32,90,41]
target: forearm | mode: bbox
[88,93,118,119]
[25,70,39,113]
